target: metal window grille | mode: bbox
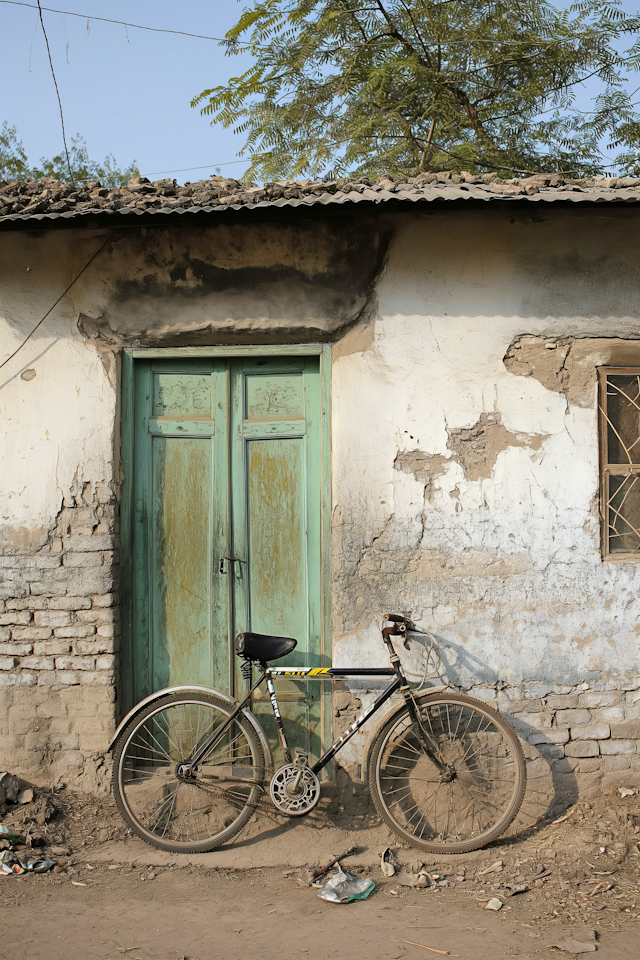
[598,367,640,559]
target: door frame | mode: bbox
[118,344,332,751]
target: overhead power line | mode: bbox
[0,0,236,43]
[36,0,73,183]
[0,1,597,47]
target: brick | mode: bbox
[534,742,564,760]
[565,740,599,758]
[78,672,113,686]
[0,672,35,685]
[55,656,95,671]
[34,611,72,628]
[76,608,118,624]
[603,756,631,772]
[0,642,32,656]
[21,656,54,670]
[571,724,610,741]
[96,654,115,671]
[0,611,31,625]
[54,626,96,638]
[6,597,49,610]
[33,640,72,656]
[554,709,591,726]
[610,722,640,739]
[0,657,17,670]
[92,593,117,608]
[624,704,640,720]
[599,739,637,755]
[73,638,114,655]
[578,692,620,708]
[600,706,625,723]
[579,757,602,772]
[36,671,59,687]
[63,553,104,568]
[546,695,579,709]
[57,672,80,685]
[63,534,113,552]
[11,627,52,641]
[96,623,116,638]
[0,600,4,612]
[0,627,9,641]
[47,597,92,610]
[529,728,570,745]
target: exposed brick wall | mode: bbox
[468,678,640,810]
[0,481,119,793]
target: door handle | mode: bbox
[219,556,243,574]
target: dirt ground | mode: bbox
[1,783,640,959]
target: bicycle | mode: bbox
[111,614,526,855]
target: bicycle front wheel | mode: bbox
[368,692,526,854]
[113,692,265,853]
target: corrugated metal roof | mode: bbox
[2,177,640,227]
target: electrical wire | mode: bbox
[36,0,73,183]
[1,0,240,43]
[0,231,117,371]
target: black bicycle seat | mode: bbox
[235,632,297,662]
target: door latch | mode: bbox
[219,556,243,574]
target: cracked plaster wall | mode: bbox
[331,209,640,777]
[3,208,640,799]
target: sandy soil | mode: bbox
[0,863,638,960]
[1,782,640,957]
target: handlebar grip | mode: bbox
[384,613,408,623]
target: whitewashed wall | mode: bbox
[1,208,639,803]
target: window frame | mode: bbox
[598,365,640,561]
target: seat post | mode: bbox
[265,670,292,764]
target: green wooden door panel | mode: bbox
[245,437,308,641]
[151,436,213,690]
[130,359,229,704]
[232,358,323,765]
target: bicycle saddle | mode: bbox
[235,632,297,662]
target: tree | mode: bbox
[0,123,138,186]
[192,0,640,180]
[0,123,30,180]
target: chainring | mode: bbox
[269,763,321,816]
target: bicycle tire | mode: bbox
[368,692,526,854]
[113,692,265,853]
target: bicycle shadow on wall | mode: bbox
[436,635,579,840]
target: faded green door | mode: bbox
[126,355,325,763]
[230,358,323,763]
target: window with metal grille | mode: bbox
[598,367,640,559]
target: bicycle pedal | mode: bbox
[293,749,309,770]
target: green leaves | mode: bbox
[192,0,640,179]
[0,125,138,187]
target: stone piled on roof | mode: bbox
[1,170,640,219]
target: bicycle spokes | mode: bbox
[375,699,522,847]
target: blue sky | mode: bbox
[1,1,252,182]
[2,1,640,182]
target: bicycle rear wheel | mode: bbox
[368,692,526,854]
[113,692,265,853]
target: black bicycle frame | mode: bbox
[189,656,444,777]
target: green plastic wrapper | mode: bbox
[318,868,375,904]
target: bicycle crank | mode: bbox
[269,750,321,816]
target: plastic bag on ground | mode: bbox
[318,868,375,904]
